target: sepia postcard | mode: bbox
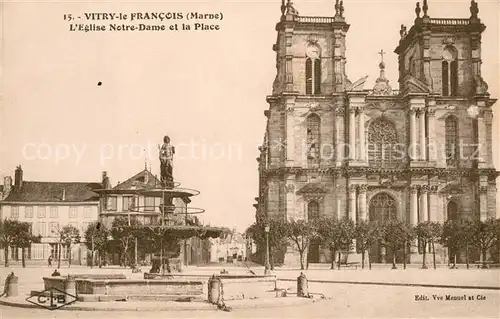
[0,0,499,318]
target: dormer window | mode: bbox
[442,46,458,96]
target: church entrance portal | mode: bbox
[368,192,404,264]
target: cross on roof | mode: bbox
[378,49,386,62]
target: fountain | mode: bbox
[38,136,277,303]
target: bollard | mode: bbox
[6,272,18,297]
[207,275,221,304]
[65,275,77,297]
[297,272,308,298]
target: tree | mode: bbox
[110,216,143,267]
[52,225,80,268]
[459,219,474,269]
[284,219,317,270]
[336,218,356,269]
[84,221,109,268]
[316,217,340,269]
[380,220,410,269]
[355,220,381,270]
[13,222,41,268]
[470,218,499,268]
[245,219,287,270]
[415,222,442,269]
[441,220,463,268]
[0,220,24,267]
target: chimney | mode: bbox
[14,166,23,189]
[3,176,12,195]
[102,171,110,189]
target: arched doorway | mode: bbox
[369,192,398,263]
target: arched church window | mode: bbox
[369,193,397,221]
[367,118,398,164]
[442,46,458,96]
[445,116,458,166]
[307,114,321,166]
[305,45,321,95]
[307,200,320,220]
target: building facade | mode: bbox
[0,166,100,265]
[257,0,497,265]
[97,168,210,266]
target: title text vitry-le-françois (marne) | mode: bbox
[65,12,223,32]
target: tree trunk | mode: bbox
[422,241,427,269]
[68,244,72,268]
[361,250,365,269]
[453,253,457,268]
[22,247,26,268]
[270,250,275,271]
[368,250,372,270]
[4,246,8,267]
[58,243,62,268]
[481,248,487,269]
[337,251,341,270]
[299,250,304,270]
[465,241,469,269]
[432,241,436,269]
[403,241,407,270]
[98,252,102,268]
[330,248,336,270]
[392,249,397,269]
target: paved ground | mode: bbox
[0,263,498,318]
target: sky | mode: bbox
[1,0,499,233]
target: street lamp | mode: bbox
[264,224,271,275]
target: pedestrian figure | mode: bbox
[48,255,52,267]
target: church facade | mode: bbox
[256,0,497,264]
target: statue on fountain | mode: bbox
[159,135,175,188]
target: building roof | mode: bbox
[3,181,100,203]
[112,169,160,190]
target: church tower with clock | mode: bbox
[256,0,497,266]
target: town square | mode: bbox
[1,0,499,318]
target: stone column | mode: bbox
[358,185,368,221]
[420,186,429,222]
[410,185,419,225]
[285,175,296,220]
[427,109,436,162]
[349,108,356,160]
[285,105,295,165]
[409,108,417,161]
[428,186,439,222]
[419,110,427,161]
[348,185,357,221]
[335,107,345,166]
[358,107,366,162]
[477,110,487,167]
[479,185,488,221]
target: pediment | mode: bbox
[296,182,327,196]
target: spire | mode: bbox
[415,2,421,19]
[422,0,429,18]
[281,0,286,17]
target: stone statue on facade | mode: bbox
[158,135,175,187]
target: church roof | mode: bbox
[3,181,100,203]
